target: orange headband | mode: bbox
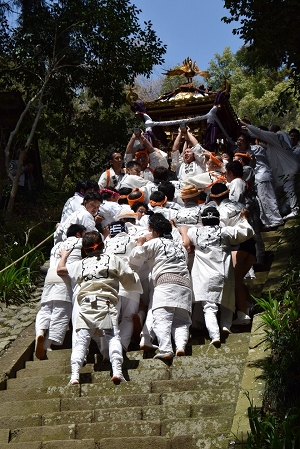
[83,242,102,251]
[210,152,223,168]
[210,188,230,198]
[127,189,145,207]
[149,196,167,207]
[135,150,149,159]
[235,152,252,161]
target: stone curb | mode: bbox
[0,322,35,390]
[229,221,293,447]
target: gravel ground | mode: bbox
[0,280,44,358]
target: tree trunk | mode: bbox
[5,93,46,221]
[57,133,73,191]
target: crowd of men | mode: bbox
[34,121,300,385]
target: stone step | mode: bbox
[0,376,240,417]
[0,443,42,449]
[3,418,232,444]
[20,348,249,380]
[7,420,162,443]
[0,435,230,449]
[0,385,79,403]
[32,331,250,363]
[0,385,239,421]
[29,345,250,373]
[0,406,181,431]
[7,423,77,444]
[94,435,230,449]
[7,365,245,398]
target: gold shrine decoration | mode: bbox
[126,87,139,106]
[162,57,210,83]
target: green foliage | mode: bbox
[0,240,44,306]
[207,47,300,128]
[37,99,136,190]
[222,0,300,74]
[253,290,300,412]
[0,0,166,106]
[243,395,300,448]
[0,228,46,306]
[0,0,166,203]
[0,264,32,307]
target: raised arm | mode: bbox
[178,225,193,253]
[186,129,199,147]
[57,248,73,276]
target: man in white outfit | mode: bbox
[57,231,142,385]
[171,127,206,185]
[129,214,192,359]
[240,121,299,218]
[35,224,86,360]
[181,206,254,346]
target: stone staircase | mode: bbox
[0,224,292,449]
[0,331,251,449]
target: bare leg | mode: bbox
[232,250,256,314]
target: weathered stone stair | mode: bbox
[0,224,293,449]
[0,331,253,449]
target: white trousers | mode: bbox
[117,295,139,351]
[193,302,233,336]
[256,181,283,226]
[71,294,102,352]
[35,300,72,345]
[219,305,233,330]
[71,326,123,380]
[203,301,220,341]
[275,176,298,214]
[152,307,191,355]
[140,301,155,346]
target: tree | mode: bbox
[204,47,237,91]
[222,0,300,79]
[133,75,163,102]
[207,47,300,129]
[38,97,136,191]
[0,0,166,219]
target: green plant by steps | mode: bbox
[0,241,45,306]
[241,394,300,448]
[0,265,33,307]
[253,290,300,413]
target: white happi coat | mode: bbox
[98,200,122,228]
[173,202,203,227]
[183,170,226,193]
[42,237,83,304]
[217,198,245,227]
[187,220,254,312]
[67,253,142,332]
[98,167,126,190]
[104,230,144,301]
[139,206,177,227]
[129,237,192,313]
[54,205,98,244]
[60,192,84,224]
[227,178,247,204]
[247,125,299,187]
[172,143,207,183]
